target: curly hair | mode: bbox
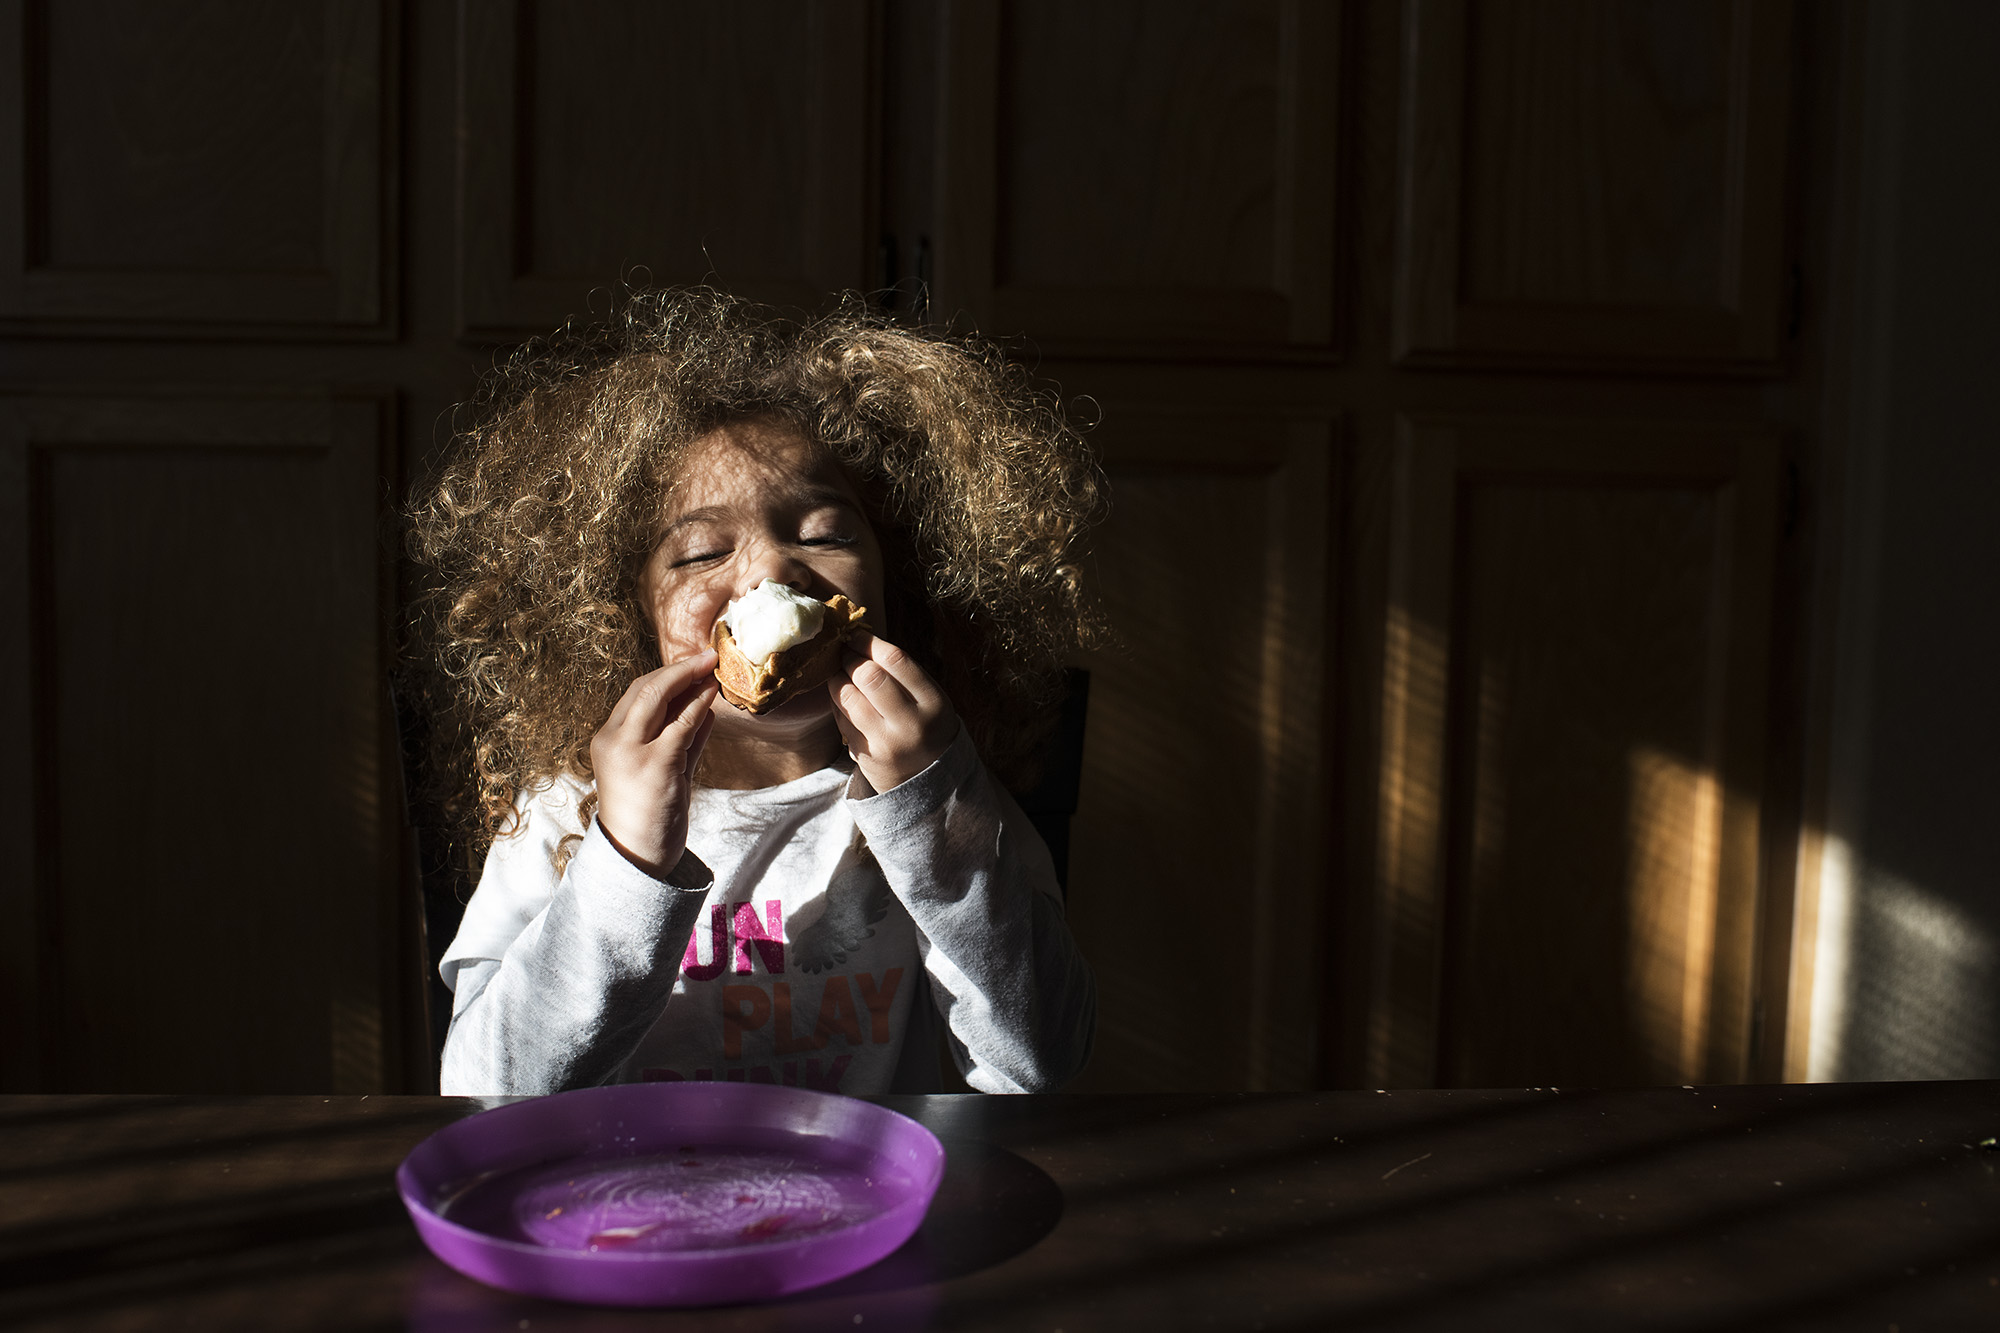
[403,287,1106,863]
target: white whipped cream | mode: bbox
[721,580,825,663]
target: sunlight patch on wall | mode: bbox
[1837,858,1997,1081]
[1805,836,1857,1082]
[1624,746,1721,1083]
[1367,603,1451,1087]
[1809,836,1999,1081]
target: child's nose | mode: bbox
[742,547,813,595]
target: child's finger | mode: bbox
[615,649,718,741]
[841,652,923,722]
[827,678,868,741]
[681,706,718,771]
[833,673,888,735]
[604,651,709,733]
[830,698,864,753]
[653,678,720,753]
[845,632,944,713]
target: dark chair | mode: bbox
[390,682,471,1074]
[1010,667,1091,898]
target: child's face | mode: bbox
[638,417,885,723]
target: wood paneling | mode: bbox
[1364,416,1777,1088]
[1065,408,1334,1091]
[0,0,393,336]
[456,0,873,339]
[934,0,1341,355]
[0,0,1831,1098]
[0,390,398,1092]
[1391,0,1793,370]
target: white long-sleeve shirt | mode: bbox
[438,725,1095,1096]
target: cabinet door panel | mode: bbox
[1066,409,1334,1091]
[1365,417,1777,1088]
[1392,0,1792,370]
[0,391,396,1092]
[0,0,392,335]
[936,0,1340,355]
[457,0,871,339]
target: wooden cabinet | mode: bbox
[1064,406,1335,1092]
[0,0,886,1094]
[934,0,1342,354]
[943,1,1801,1092]
[0,390,397,1092]
[0,0,393,336]
[1364,418,1779,1089]
[457,0,873,338]
[2,0,1824,1093]
[1333,0,1799,1089]
[1391,0,1794,369]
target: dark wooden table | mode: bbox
[4,1082,1998,1330]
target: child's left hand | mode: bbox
[830,631,959,793]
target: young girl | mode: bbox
[406,288,1103,1097]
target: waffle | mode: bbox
[710,593,868,714]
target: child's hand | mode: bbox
[590,649,719,878]
[830,632,958,793]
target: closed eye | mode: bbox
[800,535,855,548]
[670,549,730,568]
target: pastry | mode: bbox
[710,580,868,714]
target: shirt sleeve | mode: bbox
[437,800,713,1097]
[846,725,1097,1093]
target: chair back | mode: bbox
[391,682,469,1072]
[1009,668,1091,897]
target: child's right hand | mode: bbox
[589,649,720,879]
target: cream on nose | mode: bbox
[736,539,814,595]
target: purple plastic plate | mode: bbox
[397,1082,945,1307]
